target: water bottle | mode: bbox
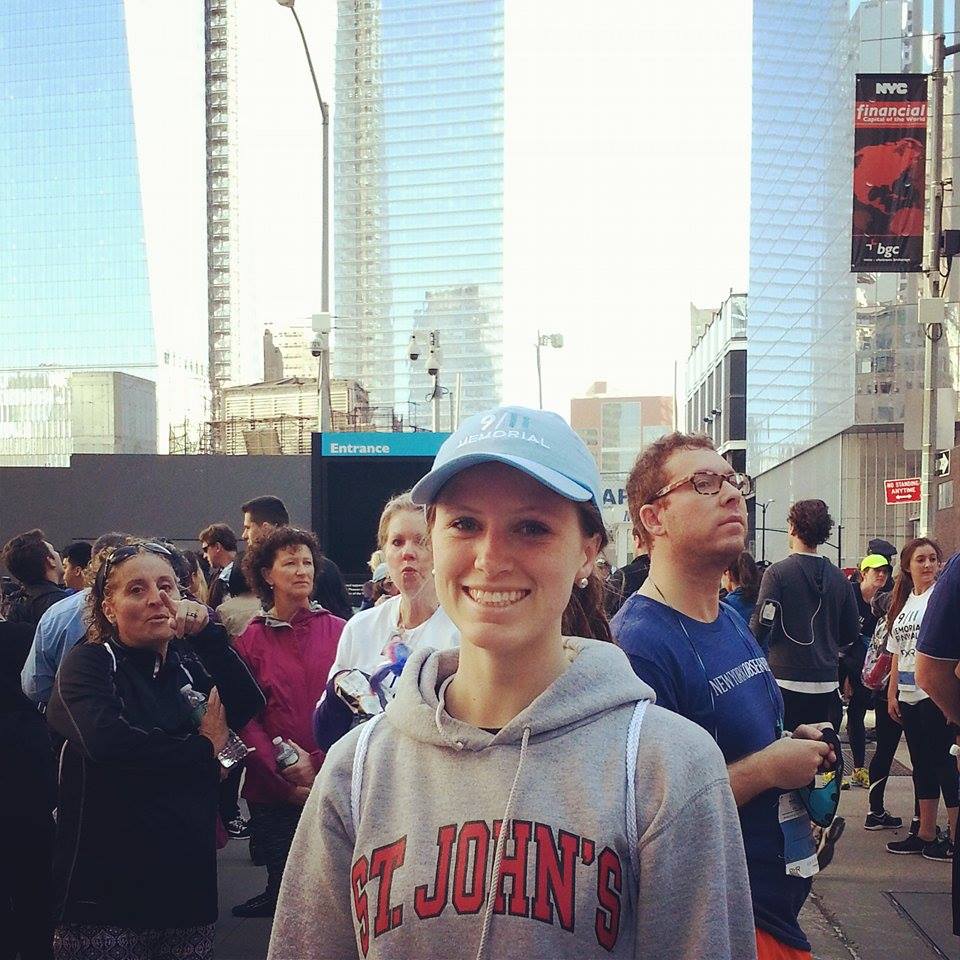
[273,736,299,770]
[181,685,207,726]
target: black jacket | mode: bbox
[0,620,57,822]
[46,622,264,929]
[603,555,650,619]
[4,581,71,629]
[750,554,859,684]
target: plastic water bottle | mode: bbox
[273,736,299,770]
[181,685,207,726]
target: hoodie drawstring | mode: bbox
[475,725,530,960]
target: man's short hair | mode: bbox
[199,523,238,552]
[625,432,716,549]
[241,496,289,528]
[63,541,93,568]
[1,529,53,586]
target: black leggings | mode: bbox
[868,686,906,814]
[844,678,872,769]
[780,687,843,733]
[900,697,959,806]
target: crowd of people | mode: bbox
[2,405,960,960]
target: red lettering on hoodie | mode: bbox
[492,818,532,917]
[414,824,457,919]
[595,846,622,951]
[451,820,490,914]
[351,855,370,957]
[531,823,579,932]
[370,837,407,937]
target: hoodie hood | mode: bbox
[387,636,656,751]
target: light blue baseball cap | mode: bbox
[410,406,603,510]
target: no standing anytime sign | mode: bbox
[884,477,921,505]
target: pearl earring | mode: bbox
[578,577,589,589]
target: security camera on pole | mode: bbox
[408,330,445,432]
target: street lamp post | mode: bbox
[759,498,775,563]
[919,34,960,536]
[277,0,332,431]
[535,332,564,409]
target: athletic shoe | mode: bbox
[232,892,277,918]
[922,833,955,862]
[850,767,870,789]
[226,816,250,840]
[887,833,928,855]
[816,816,846,871]
[864,810,903,830]
[840,776,851,791]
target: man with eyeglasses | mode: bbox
[612,433,836,960]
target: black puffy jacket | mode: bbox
[46,622,264,929]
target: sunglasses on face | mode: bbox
[645,470,754,505]
[95,542,173,592]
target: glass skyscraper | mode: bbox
[0,1,209,464]
[749,0,960,560]
[333,0,503,426]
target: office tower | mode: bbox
[0,1,209,465]
[333,0,504,426]
[748,0,960,560]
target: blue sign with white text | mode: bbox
[320,432,449,458]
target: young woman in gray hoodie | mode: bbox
[268,405,757,960]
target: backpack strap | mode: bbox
[350,713,385,833]
[625,699,650,881]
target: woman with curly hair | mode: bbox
[46,540,263,960]
[231,527,346,919]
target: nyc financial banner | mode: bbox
[852,74,927,272]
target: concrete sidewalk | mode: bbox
[802,774,956,960]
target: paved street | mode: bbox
[213,739,957,960]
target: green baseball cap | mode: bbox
[860,554,891,572]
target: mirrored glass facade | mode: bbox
[333,0,503,426]
[0,1,208,464]
[749,0,857,475]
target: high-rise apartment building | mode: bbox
[332,0,504,425]
[0,1,209,465]
[749,0,960,562]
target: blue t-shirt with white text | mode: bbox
[612,594,810,952]
[918,552,960,660]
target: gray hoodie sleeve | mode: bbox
[268,732,360,960]
[633,706,757,960]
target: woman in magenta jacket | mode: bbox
[231,527,345,918]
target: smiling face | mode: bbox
[383,508,432,600]
[264,544,315,608]
[101,553,181,648]
[639,447,747,570]
[432,462,599,656]
[909,542,940,592]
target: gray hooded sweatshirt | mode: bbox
[268,638,756,960]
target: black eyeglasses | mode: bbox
[645,471,754,505]
[95,542,173,592]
